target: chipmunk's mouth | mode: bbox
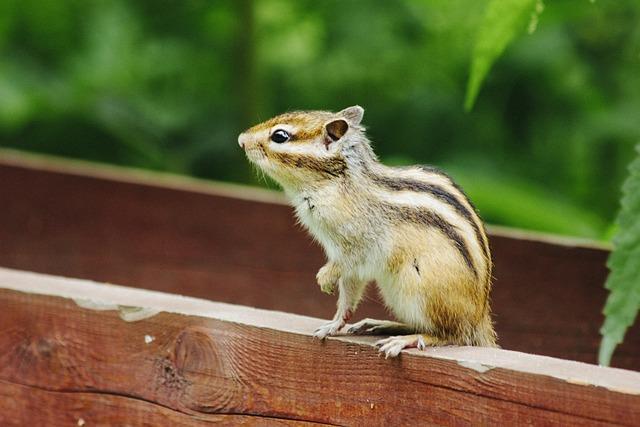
[244,146,268,166]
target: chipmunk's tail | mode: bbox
[471,313,499,348]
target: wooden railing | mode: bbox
[1,150,639,425]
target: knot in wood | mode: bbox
[156,357,189,390]
[14,336,56,369]
[157,326,241,411]
[171,327,223,378]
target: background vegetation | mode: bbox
[1,0,639,240]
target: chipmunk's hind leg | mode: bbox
[347,318,414,335]
[375,334,451,358]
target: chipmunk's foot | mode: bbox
[313,319,345,339]
[375,334,428,358]
[347,319,413,335]
[313,309,353,339]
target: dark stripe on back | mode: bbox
[384,204,477,278]
[418,165,491,259]
[418,165,493,301]
[368,169,489,261]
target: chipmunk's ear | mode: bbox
[338,105,364,125]
[325,119,349,143]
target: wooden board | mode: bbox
[0,381,314,426]
[1,268,639,426]
[0,149,638,369]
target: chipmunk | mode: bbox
[238,106,497,357]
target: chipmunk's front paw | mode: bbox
[313,319,345,339]
[316,263,339,295]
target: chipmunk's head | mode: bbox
[238,106,372,190]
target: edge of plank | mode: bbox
[0,148,286,206]
[0,266,636,397]
[0,148,610,250]
[487,224,610,251]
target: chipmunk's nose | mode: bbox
[238,133,247,150]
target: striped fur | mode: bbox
[418,165,491,261]
[383,203,478,278]
[366,165,493,304]
[368,171,488,258]
[238,107,497,352]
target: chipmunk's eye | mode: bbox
[271,129,290,143]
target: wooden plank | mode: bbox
[0,380,315,427]
[1,268,639,426]
[0,149,638,369]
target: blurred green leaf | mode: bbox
[599,145,640,366]
[465,0,539,110]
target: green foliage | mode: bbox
[0,0,639,241]
[465,0,540,110]
[599,146,640,366]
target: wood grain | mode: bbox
[0,149,638,369]
[1,268,639,426]
[0,380,317,426]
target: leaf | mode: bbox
[599,145,640,366]
[464,0,539,111]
